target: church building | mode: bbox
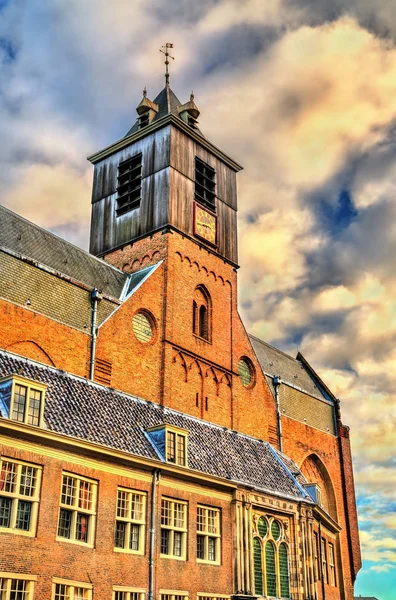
[0,69,361,600]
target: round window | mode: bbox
[132,312,153,343]
[238,358,253,387]
[271,519,281,541]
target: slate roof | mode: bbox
[0,350,310,502]
[125,86,203,137]
[249,334,331,401]
[0,205,128,299]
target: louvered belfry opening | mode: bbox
[116,153,142,215]
[195,157,216,211]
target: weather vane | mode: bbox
[160,43,174,86]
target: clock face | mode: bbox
[194,203,217,245]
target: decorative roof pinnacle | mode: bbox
[159,42,174,86]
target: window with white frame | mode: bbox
[328,543,336,586]
[321,538,328,584]
[0,375,47,427]
[57,473,97,546]
[160,591,188,600]
[160,498,187,559]
[196,505,221,564]
[166,430,187,466]
[0,458,41,536]
[52,578,92,600]
[0,574,36,600]
[197,595,231,600]
[114,488,146,553]
[113,588,145,600]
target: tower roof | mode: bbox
[125,85,202,137]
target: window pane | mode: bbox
[174,531,182,556]
[161,528,170,554]
[115,521,126,548]
[253,537,263,595]
[197,507,205,532]
[19,465,37,497]
[176,435,185,466]
[117,490,129,518]
[265,541,277,597]
[55,583,70,600]
[57,508,72,538]
[131,494,143,520]
[258,516,268,538]
[208,537,216,561]
[161,500,171,526]
[78,480,92,510]
[76,513,90,542]
[10,579,29,599]
[207,510,217,534]
[271,519,281,541]
[174,503,185,528]
[129,524,140,551]
[74,588,89,600]
[279,543,290,597]
[15,500,32,531]
[61,476,76,506]
[0,461,17,493]
[166,431,176,463]
[28,389,41,426]
[12,384,27,422]
[197,534,205,559]
[0,496,12,528]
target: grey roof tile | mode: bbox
[0,350,309,502]
[0,205,128,299]
[249,334,330,400]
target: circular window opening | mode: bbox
[271,519,281,541]
[238,358,254,387]
[132,312,154,343]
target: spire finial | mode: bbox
[190,91,194,101]
[159,43,175,86]
[143,86,147,98]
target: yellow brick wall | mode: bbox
[280,384,335,435]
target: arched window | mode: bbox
[253,537,263,595]
[279,543,290,597]
[265,541,277,597]
[193,286,211,342]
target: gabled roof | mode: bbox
[0,205,128,299]
[125,85,203,137]
[0,350,311,503]
[249,334,331,401]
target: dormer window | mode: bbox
[146,424,188,467]
[116,153,142,216]
[0,375,46,427]
[303,483,322,506]
[195,157,216,210]
[0,375,47,427]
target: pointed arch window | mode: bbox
[253,537,263,596]
[265,541,277,597]
[279,543,290,597]
[193,286,212,342]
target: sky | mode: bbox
[1,0,395,596]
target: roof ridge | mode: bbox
[248,333,300,364]
[0,204,126,277]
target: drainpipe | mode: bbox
[273,376,283,452]
[89,288,102,380]
[149,469,160,600]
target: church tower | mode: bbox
[88,83,242,267]
[87,65,277,442]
